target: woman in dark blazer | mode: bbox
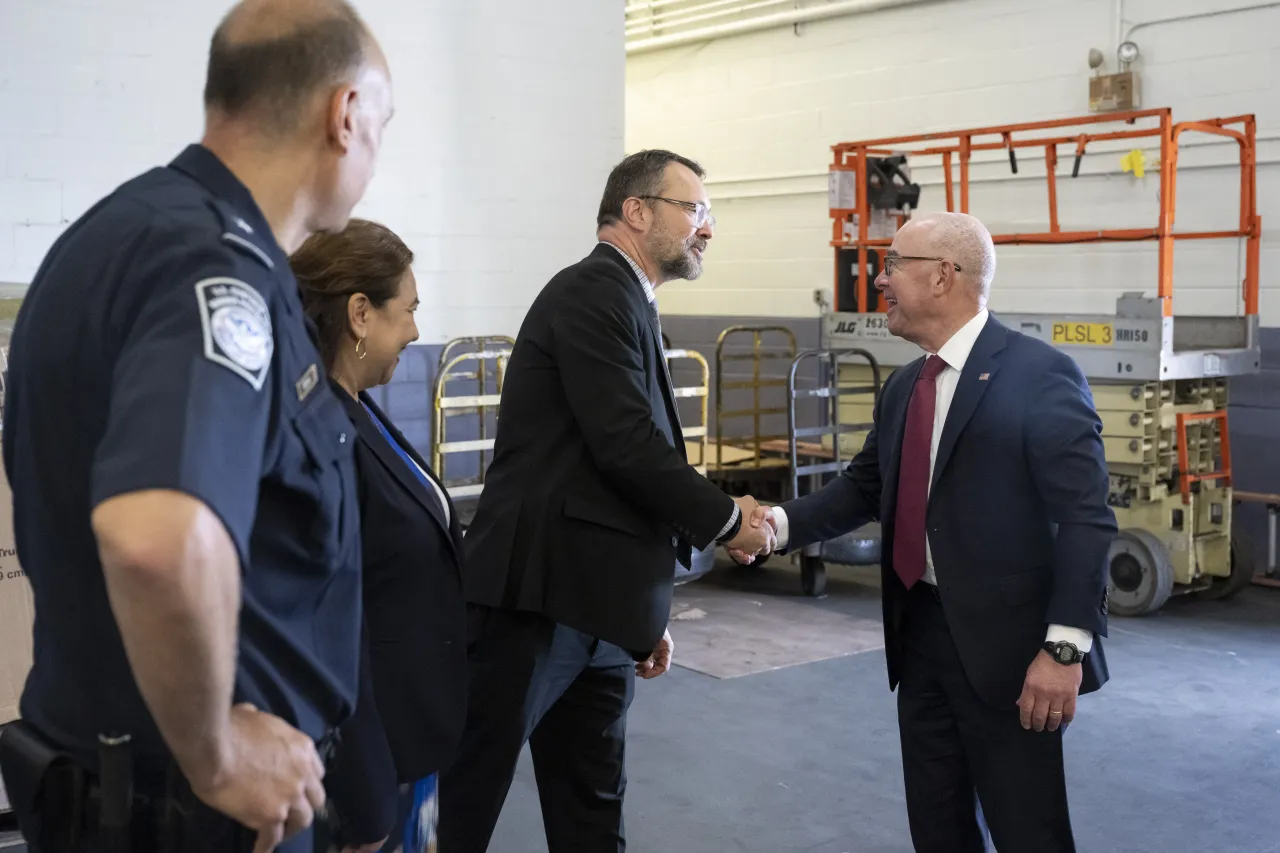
[291,219,466,852]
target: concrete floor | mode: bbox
[489,560,1280,853]
[2,560,1276,852]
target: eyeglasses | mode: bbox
[638,195,716,229]
[883,255,962,276]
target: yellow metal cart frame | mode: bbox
[707,326,797,502]
[430,335,513,506]
[664,347,711,475]
[666,346,721,586]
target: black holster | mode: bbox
[0,719,88,853]
[0,720,256,853]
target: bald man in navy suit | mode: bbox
[737,212,1116,853]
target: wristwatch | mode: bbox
[1043,641,1085,665]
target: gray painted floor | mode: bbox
[2,561,1276,852]
[488,560,1280,853]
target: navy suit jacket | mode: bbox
[781,314,1117,708]
[325,386,468,844]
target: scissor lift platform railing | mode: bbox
[821,108,1265,615]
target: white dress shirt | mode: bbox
[403,448,452,527]
[772,308,1092,653]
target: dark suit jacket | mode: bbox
[462,243,737,656]
[326,386,468,844]
[781,315,1117,709]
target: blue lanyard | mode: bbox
[363,403,441,506]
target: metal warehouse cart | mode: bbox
[704,325,798,505]
[786,348,884,597]
[430,335,514,521]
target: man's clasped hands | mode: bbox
[723,496,777,565]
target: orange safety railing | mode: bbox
[829,108,1261,318]
[1176,411,1232,505]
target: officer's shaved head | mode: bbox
[204,0,382,134]
[200,0,394,247]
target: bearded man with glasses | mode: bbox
[437,149,774,852]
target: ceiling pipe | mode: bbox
[1123,0,1280,42]
[626,0,943,54]
[627,0,800,36]
[625,0,699,14]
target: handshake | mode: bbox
[723,495,778,564]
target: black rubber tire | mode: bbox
[1107,528,1175,616]
[1197,532,1256,601]
[801,555,827,597]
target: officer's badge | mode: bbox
[195,277,273,390]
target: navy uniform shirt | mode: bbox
[1,144,362,772]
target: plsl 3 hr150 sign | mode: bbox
[1052,322,1113,346]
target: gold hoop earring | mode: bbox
[355,338,367,360]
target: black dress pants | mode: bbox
[437,604,636,853]
[896,583,1076,853]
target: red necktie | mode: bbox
[893,354,947,589]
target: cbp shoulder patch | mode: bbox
[195,277,274,390]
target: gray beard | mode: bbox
[659,244,701,281]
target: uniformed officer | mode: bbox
[0,1,395,851]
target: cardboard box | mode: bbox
[0,455,34,817]
[0,303,35,730]
[0,461,35,728]
[1,315,34,728]
[0,296,30,815]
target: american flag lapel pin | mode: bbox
[978,372,990,381]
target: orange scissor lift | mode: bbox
[815,108,1262,615]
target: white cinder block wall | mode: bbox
[627,0,1280,326]
[0,0,625,343]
